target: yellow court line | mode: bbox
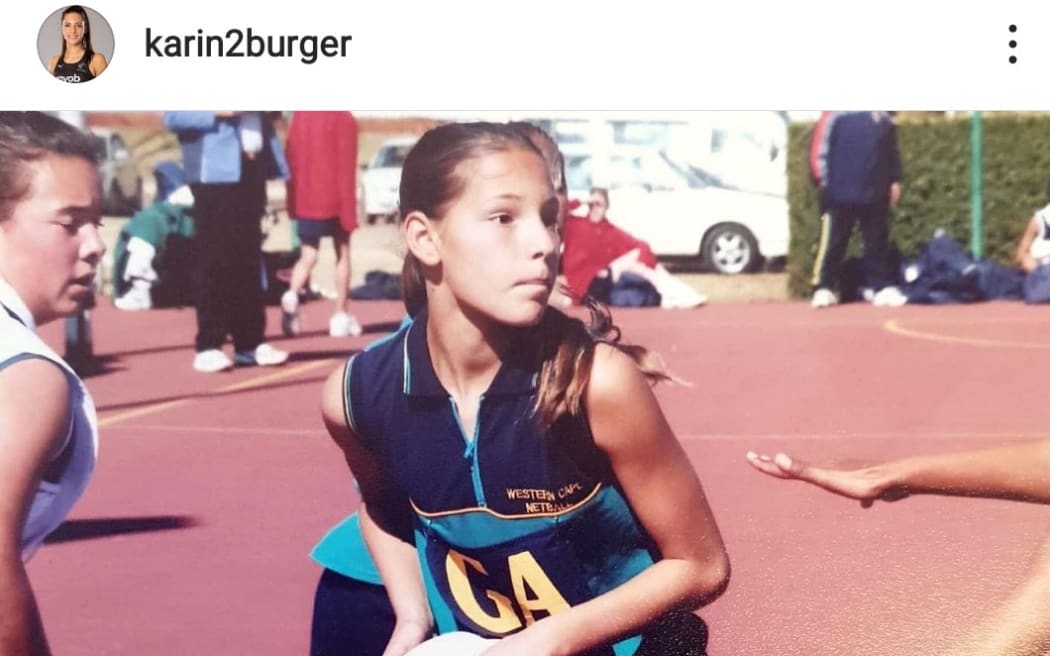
[215,358,335,393]
[884,319,1050,350]
[97,358,337,428]
[97,400,188,428]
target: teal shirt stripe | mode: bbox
[613,635,643,655]
[415,528,458,634]
[309,513,383,585]
[418,486,641,550]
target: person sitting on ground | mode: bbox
[561,187,707,309]
[1014,181,1050,275]
[112,161,195,311]
[1013,178,1050,304]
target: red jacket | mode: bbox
[561,213,658,300]
[808,111,832,185]
[285,111,359,231]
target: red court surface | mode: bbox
[28,298,1050,655]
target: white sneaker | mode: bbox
[660,285,708,309]
[872,285,908,307]
[280,289,300,337]
[234,343,289,368]
[193,349,233,373]
[113,289,151,311]
[329,312,363,337]
[811,288,838,308]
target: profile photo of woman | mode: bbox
[48,5,108,83]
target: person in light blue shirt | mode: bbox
[163,112,290,373]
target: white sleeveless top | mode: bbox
[1030,205,1050,263]
[0,278,98,561]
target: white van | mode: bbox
[562,143,789,274]
[361,136,416,223]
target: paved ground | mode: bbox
[31,298,1050,656]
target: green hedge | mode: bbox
[786,113,1050,297]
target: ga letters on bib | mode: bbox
[345,313,659,655]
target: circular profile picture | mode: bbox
[37,5,114,84]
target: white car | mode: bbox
[361,136,416,223]
[562,144,789,274]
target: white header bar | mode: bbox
[3,0,1043,110]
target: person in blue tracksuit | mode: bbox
[319,122,730,656]
[162,111,290,372]
[811,111,907,308]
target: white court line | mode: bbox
[97,358,336,428]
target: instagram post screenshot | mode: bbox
[1,1,1048,655]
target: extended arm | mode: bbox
[747,439,1050,506]
[320,365,432,656]
[487,345,729,656]
[1015,216,1040,272]
[0,359,72,656]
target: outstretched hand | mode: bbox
[745,451,908,508]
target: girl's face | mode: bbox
[62,13,86,46]
[0,155,105,325]
[588,193,607,222]
[434,147,560,327]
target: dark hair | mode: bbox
[507,122,566,195]
[59,5,94,63]
[530,299,677,429]
[398,121,674,428]
[0,112,98,223]
[399,121,541,317]
[589,187,610,208]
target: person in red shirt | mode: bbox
[281,111,363,338]
[561,188,707,308]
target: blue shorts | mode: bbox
[296,218,349,248]
[310,568,394,656]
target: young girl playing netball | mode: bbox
[320,121,729,656]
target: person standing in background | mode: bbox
[281,111,363,338]
[163,111,290,372]
[811,111,907,308]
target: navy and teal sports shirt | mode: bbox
[344,310,659,655]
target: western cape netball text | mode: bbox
[145,28,351,64]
